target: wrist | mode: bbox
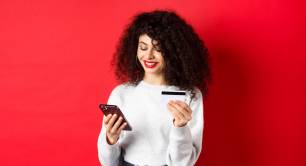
[106,135,118,145]
[173,119,187,127]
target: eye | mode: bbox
[139,46,147,51]
[155,47,161,52]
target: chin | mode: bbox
[144,69,159,74]
[143,68,162,74]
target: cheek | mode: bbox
[137,50,144,60]
[136,51,142,61]
[159,56,166,69]
[156,54,164,63]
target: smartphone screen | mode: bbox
[99,104,132,131]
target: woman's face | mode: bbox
[137,34,165,76]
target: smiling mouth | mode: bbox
[144,60,158,68]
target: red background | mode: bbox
[1,0,305,165]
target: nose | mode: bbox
[147,48,155,59]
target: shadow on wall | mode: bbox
[196,28,259,166]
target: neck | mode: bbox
[143,73,166,85]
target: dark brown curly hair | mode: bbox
[112,9,211,97]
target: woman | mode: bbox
[97,10,211,166]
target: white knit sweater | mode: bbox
[97,81,204,166]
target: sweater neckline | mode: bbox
[139,80,173,90]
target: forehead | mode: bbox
[138,34,158,45]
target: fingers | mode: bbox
[106,114,118,133]
[107,114,118,126]
[168,101,192,121]
[167,103,185,120]
[104,114,112,124]
[104,114,127,145]
[175,100,192,113]
[118,122,127,133]
[111,116,124,133]
[106,114,127,134]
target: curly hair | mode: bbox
[111,9,211,97]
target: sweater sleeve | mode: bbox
[166,88,204,166]
[97,86,124,166]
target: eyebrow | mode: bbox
[139,41,148,45]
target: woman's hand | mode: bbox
[167,100,192,127]
[104,114,127,145]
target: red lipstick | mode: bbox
[144,60,158,68]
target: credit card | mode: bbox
[161,91,186,110]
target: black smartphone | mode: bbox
[99,104,132,131]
